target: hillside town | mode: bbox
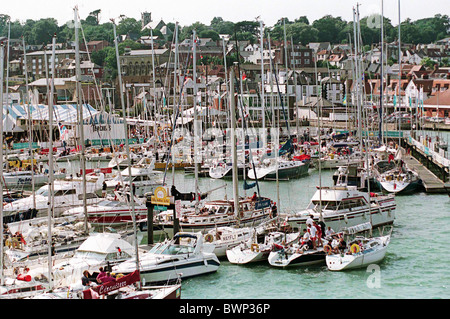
[1,11,450,135]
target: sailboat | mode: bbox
[325,222,392,271]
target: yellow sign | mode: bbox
[151,186,171,206]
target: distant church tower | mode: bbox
[141,12,152,29]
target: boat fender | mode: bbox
[250,243,259,252]
[323,244,332,255]
[350,243,360,254]
[17,274,32,282]
[204,234,214,243]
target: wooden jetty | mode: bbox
[400,138,450,194]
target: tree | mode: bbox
[312,15,347,43]
[117,18,141,37]
[421,57,437,69]
[31,18,58,45]
[295,16,309,25]
[89,9,101,25]
[199,29,220,41]
[180,22,208,40]
[210,17,234,35]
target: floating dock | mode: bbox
[400,138,450,194]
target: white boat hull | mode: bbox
[326,236,390,271]
[226,246,270,264]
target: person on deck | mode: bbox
[96,267,106,283]
[82,270,91,288]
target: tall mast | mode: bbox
[5,21,10,172]
[47,35,57,291]
[222,37,229,129]
[22,37,36,209]
[353,6,362,146]
[283,18,290,137]
[74,7,88,234]
[172,22,179,185]
[150,28,157,149]
[398,0,402,136]
[379,0,385,144]
[314,45,323,218]
[230,65,239,217]
[193,30,200,214]
[0,43,5,286]
[113,18,140,287]
[268,33,279,208]
[259,20,265,134]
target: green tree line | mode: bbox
[1,12,447,46]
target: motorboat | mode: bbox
[377,169,422,194]
[2,173,105,222]
[226,231,290,264]
[62,192,149,228]
[3,216,90,263]
[247,157,310,180]
[0,271,48,299]
[51,232,136,286]
[267,236,328,268]
[2,170,67,189]
[112,232,220,286]
[29,270,181,300]
[152,196,274,238]
[284,185,396,234]
[316,152,363,169]
[325,224,392,271]
[202,226,254,258]
[209,162,248,179]
[105,158,163,197]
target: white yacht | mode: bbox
[247,157,310,180]
[112,232,220,285]
[105,158,163,196]
[202,226,254,258]
[62,192,149,228]
[52,233,136,286]
[326,224,392,271]
[226,231,288,264]
[153,197,274,238]
[2,173,105,221]
[283,185,396,233]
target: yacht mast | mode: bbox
[47,35,57,291]
[74,7,88,234]
[379,0,385,145]
[113,18,140,287]
[150,28,157,149]
[230,65,239,217]
[193,30,200,214]
[22,37,36,209]
[0,43,5,286]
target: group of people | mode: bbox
[81,266,122,290]
[299,215,327,251]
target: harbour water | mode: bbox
[56,129,449,299]
[174,169,450,299]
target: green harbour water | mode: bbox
[57,129,450,299]
[174,169,450,299]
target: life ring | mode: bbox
[250,243,259,252]
[350,243,360,254]
[204,234,214,243]
[323,244,332,255]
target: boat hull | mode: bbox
[268,249,325,267]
